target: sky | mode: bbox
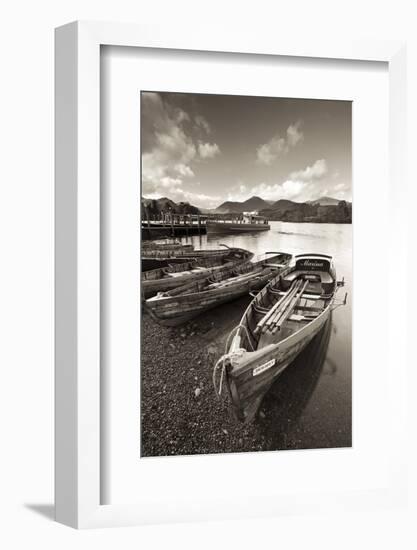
[141,91,352,209]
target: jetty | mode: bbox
[142,213,206,239]
[141,211,270,239]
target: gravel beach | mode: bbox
[141,297,351,457]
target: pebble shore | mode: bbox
[141,296,351,457]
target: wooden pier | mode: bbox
[141,211,267,240]
[141,213,207,240]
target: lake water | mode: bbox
[179,221,352,449]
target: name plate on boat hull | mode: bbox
[253,358,276,377]
[296,258,330,271]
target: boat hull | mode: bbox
[141,249,253,298]
[226,306,331,423]
[206,221,270,234]
[145,272,274,326]
[141,257,190,272]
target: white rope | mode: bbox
[212,323,255,397]
[212,355,228,397]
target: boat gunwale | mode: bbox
[225,263,337,374]
[144,254,292,310]
[142,248,254,286]
[227,300,332,378]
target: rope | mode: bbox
[212,355,228,397]
[212,323,255,397]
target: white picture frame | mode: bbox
[55,21,407,529]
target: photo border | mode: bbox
[55,21,407,528]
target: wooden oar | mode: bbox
[207,268,263,289]
[263,280,302,330]
[263,283,303,332]
[255,280,301,334]
[272,280,309,333]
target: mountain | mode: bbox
[215,195,270,213]
[307,196,344,206]
[214,201,243,214]
[260,199,315,221]
[141,194,352,224]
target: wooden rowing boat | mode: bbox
[141,241,194,271]
[141,240,194,250]
[213,253,347,423]
[141,246,253,299]
[141,243,246,271]
[141,242,195,271]
[145,252,293,326]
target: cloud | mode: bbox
[256,137,287,165]
[289,159,327,181]
[198,142,220,159]
[144,187,221,209]
[225,158,334,203]
[256,121,304,165]
[141,93,220,200]
[175,164,195,177]
[195,115,211,134]
[286,122,304,147]
[240,180,306,202]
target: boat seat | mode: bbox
[264,263,287,268]
[284,270,332,283]
[253,304,270,315]
[289,314,309,322]
[167,270,192,277]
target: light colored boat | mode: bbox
[141,246,253,299]
[145,252,292,326]
[212,253,347,423]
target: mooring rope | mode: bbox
[212,323,255,397]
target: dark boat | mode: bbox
[212,253,347,423]
[141,241,195,271]
[141,246,253,299]
[141,240,194,251]
[145,252,293,326]
[206,213,270,234]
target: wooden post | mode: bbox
[144,208,151,240]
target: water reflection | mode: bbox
[259,316,332,448]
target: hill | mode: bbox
[141,195,352,223]
[215,196,270,213]
[307,196,343,206]
[141,197,201,217]
[260,199,352,223]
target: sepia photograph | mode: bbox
[140,91,352,457]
